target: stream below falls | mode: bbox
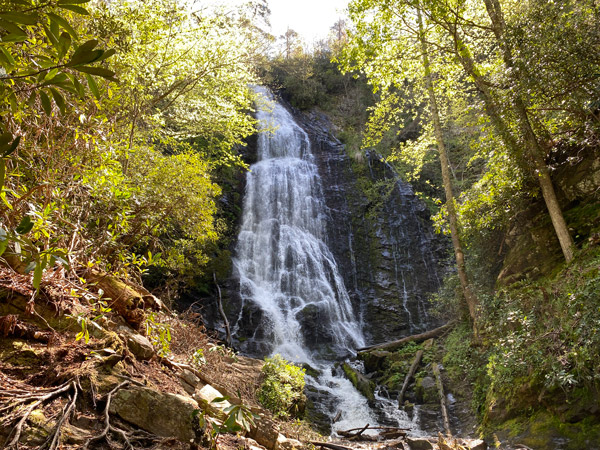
[231,87,427,437]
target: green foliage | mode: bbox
[258,355,305,418]
[441,247,600,422]
[67,294,112,344]
[0,0,262,301]
[194,396,259,449]
[145,312,171,357]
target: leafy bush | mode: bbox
[258,355,305,418]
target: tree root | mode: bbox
[83,381,162,450]
[1,376,162,449]
[1,379,75,449]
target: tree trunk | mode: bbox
[417,7,479,325]
[481,0,575,262]
[357,321,454,352]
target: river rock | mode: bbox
[341,362,375,401]
[406,436,435,450]
[109,385,199,441]
[358,350,392,373]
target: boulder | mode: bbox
[248,414,280,450]
[341,362,375,401]
[109,385,199,442]
[276,434,303,450]
[116,325,154,360]
[193,384,231,421]
[415,376,437,404]
[406,436,435,450]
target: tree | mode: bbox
[341,0,481,324]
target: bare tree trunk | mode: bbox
[417,7,479,325]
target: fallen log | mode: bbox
[398,338,433,406]
[357,321,455,352]
[433,362,451,437]
[310,441,354,450]
[86,270,145,329]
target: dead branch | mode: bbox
[357,321,455,352]
[399,338,433,406]
[310,441,354,450]
[433,363,451,437]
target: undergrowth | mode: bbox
[257,355,306,419]
[442,245,600,425]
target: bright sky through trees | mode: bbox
[268,0,348,42]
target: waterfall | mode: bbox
[233,87,365,362]
[231,87,425,436]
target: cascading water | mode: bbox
[232,88,422,435]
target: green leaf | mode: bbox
[58,31,71,59]
[0,236,8,257]
[66,39,100,66]
[0,19,27,36]
[92,48,115,63]
[58,4,89,15]
[0,12,39,25]
[49,87,66,114]
[46,12,78,39]
[0,133,11,147]
[16,215,34,235]
[0,46,15,71]
[58,0,91,4]
[75,65,117,81]
[43,24,59,51]
[70,75,85,98]
[33,261,43,289]
[51,79,78,96]
[0,135,19,157]
[2,32,28,43]
[44,72,68,84]
[85,73,100,99]
[27,91,37,107]
[39,90,52,115]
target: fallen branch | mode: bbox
[358,321,455,352]
[337,423,369,440]
[433,363,451,437]
[310,441,354,450]
[399,338,433,406]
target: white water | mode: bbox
[233,87,420,435]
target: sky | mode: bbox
[267,0,349,44]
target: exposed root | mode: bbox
[83,380,131,449]
[83,380,162,450]
[1,380,75,449]
[45,380,79,450]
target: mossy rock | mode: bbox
[493,410,600,450]
[414,376,437,404]
[357,350,392,374]
[341,362,375,402]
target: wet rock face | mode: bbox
[226,100,449,350]
[295,109,450,345]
